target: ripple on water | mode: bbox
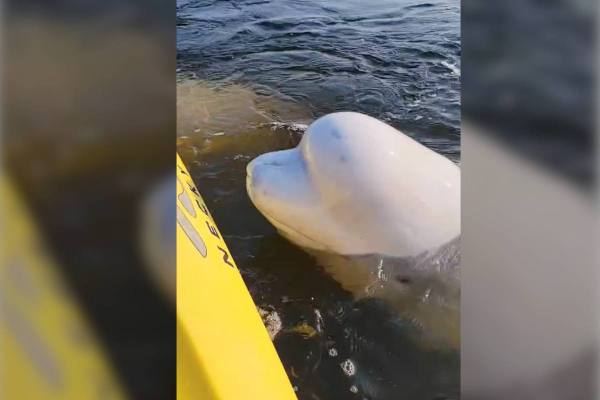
[177,1,460,399]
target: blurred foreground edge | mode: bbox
[461,122,598,400]
[1,2,176,397]
[0,177,127,399]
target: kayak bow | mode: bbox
[176,154,296,400]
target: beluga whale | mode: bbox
[246,111,460,347]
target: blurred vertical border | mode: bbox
[462,0,598,399]
[1,0,175,399]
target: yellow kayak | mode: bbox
[176,154,296,399]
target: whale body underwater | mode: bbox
[246,112,461,346]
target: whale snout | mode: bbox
[246,150,291,203]
[246,148,314,216]
[246,148,331,250]
[245,156,261,198]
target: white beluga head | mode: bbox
[246,112,460,259]
[247,112,461,347]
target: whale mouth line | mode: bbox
[249,197,330,252]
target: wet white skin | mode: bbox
[247,112,461,348]
[246,112,460,258]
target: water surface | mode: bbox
[177,1,460,399]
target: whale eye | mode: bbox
[396,276,411,285]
